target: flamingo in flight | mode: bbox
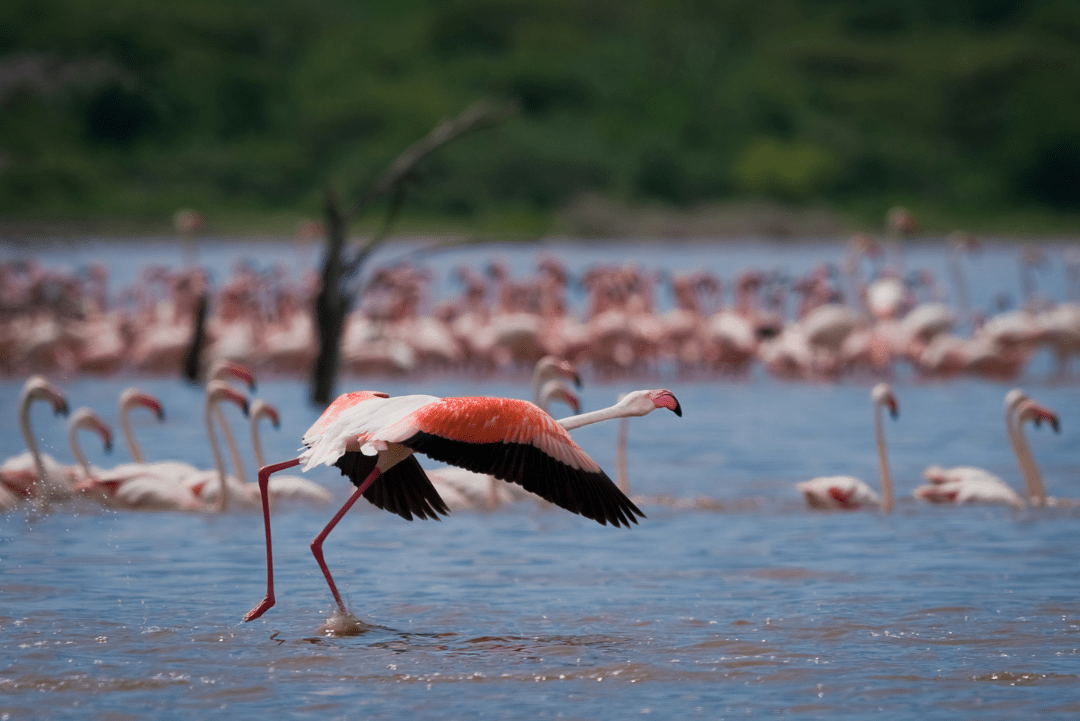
[796,383,899,512]
[243,388,682,628]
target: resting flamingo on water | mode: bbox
[243,387,681,631]
[914,389,1059,509]
[0,375,72,505]
[796,383,899,512]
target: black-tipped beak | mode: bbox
[56,401,70,417]
[672,400,683,417]
[573,373,582,389]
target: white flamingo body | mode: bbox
[797,474,883,510]
[914,465,1024,508]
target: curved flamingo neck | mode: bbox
[215,405,246,485]
[874,397,894,513]
[1008,405,1047,507]
[206,397,230,513]
[20,391,47,486]
[68,422,93,477]
[120,396,144,463]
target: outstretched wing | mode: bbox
[388,397,644,528]
[333,452,449,521]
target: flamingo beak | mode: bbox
[888,398,899,419]
[652,390,682,417]
[140,396,166,422]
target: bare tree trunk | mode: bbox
[311,189,351,406]
[308,100,518,407]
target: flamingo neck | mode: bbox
[215,405,246,484]
[875,400,894,513]
[1008,408,1047,507]
[68,423,92,478]
[120,399,143,463]
[19,392,48,489]
[559,401,640,431]
[206,399,230,513]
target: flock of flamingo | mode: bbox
[2,221,1076,630]
[1,344,1066,630]
[2,232,1079,384]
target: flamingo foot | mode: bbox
[243,594,275,622]
[318,609,370,637]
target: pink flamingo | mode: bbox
[180,380,254,512]
[796,383,899,512]
[250,399,333,507]
[243,387,681,630]
[0,376,72,504]
[915,389,1058,508]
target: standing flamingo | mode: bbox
[796,383,899,511]
[250,399,333,507]
[243,388,681,628]
[915,389,1058,508]
[0,376,72,504]
[180,380,253,512]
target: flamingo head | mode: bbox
[209,359,256,391]
[70,407,113,453]
[538,379,580,415]
[206,380,249,417]
[618,389,682,418]
[24,375,69,417]
[536,356,582,388]
[871,383,898,419]
[252,399,281,429]
[1019,399,1059,433]
[121,388,165,422]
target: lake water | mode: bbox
[2,237,1079,719]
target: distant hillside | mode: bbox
[2,0,1079,235]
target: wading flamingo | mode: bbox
[106,388,199,480]
[243,388,681,630]
[915,389,1058,508]
[180,380,252,512]
[796,383,899,512]
[0,376,72,504]
[250,399,333,507]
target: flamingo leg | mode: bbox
[243,457,302,622]
[310,467,382,617]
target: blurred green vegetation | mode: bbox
[2,0,1080,235]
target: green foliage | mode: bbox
[2,0,1080,230]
